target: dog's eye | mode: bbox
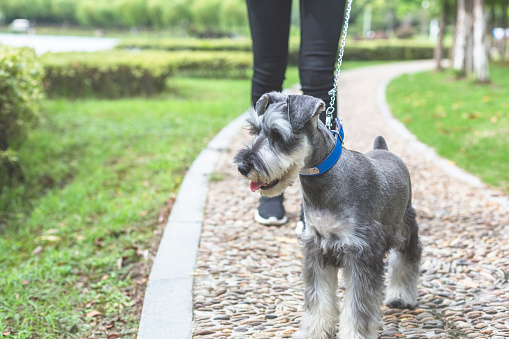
[248,125,260,136]
[270,129,284,145]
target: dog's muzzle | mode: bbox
[237,162,280,192]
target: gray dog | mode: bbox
[234,92,421,339]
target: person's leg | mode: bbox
[247,0,292,105]
[299,0,346,125]
[246,0,292,225]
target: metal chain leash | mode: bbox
[325,0,354,134]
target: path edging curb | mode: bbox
[137,112,247,339]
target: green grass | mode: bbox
[0,76,250,338]
[386,63,509,193]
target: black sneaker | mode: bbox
[255,195,287,225]
[295,204,306,235]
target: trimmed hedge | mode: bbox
[341,45,446,62]
[294,40,449,64]
[41,51,176,98]
[118,37,448,64]
[39,50,252,98]
[173,51,252,78]
[0,47,44,187]
[117,37,253,52]
[39,39,448,99]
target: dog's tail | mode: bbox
[373,136,388,151]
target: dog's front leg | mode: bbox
[294,238,339,339]
[339,253,385,339]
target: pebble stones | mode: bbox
[191,63,509,338]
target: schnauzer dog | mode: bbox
[234,92,421,339]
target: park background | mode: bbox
[0,0,508,338]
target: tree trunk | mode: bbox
[450,0,458,65]
[465,0,474,76]
[434,0,448,71]
[487,3,494,61]
[453,0,467,72]
[502,2,509,61]
[473,0,489,82]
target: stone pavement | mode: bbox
[190,60,509,339]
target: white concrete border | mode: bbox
[137,112,247,339]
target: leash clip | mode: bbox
[325,115,333,130]
[330,117,344,144]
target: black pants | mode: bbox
[246,0,346,124]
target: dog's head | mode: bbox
[234,92,325,197]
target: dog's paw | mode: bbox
[384,287,418,310]
[385,298,417,310]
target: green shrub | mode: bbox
[40,51,176,98]
[173,51,252,78]
[341,43,446,62]
[0,47,44,188]
[118,38,447,64]
[39,50,252,98]
[118,37,253,52]
[289,40,448,64]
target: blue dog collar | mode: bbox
[299,124,344,176]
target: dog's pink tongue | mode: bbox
[250,181,264,192]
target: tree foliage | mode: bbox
[0,0,248,35]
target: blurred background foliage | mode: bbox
[0,0,249,36]
[0,0,443,38]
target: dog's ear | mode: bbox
[287,95,325,130]
[255,92,286,116]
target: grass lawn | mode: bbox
[386,63,509,193]
[0,76,250,338]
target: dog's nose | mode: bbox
[238,163,251,176]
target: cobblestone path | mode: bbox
[192,61,509,339]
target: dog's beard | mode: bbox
[255,163,301,197]
[243,141,309,197]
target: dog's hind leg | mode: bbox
[294,237,340,339]
[384,205,422,309]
